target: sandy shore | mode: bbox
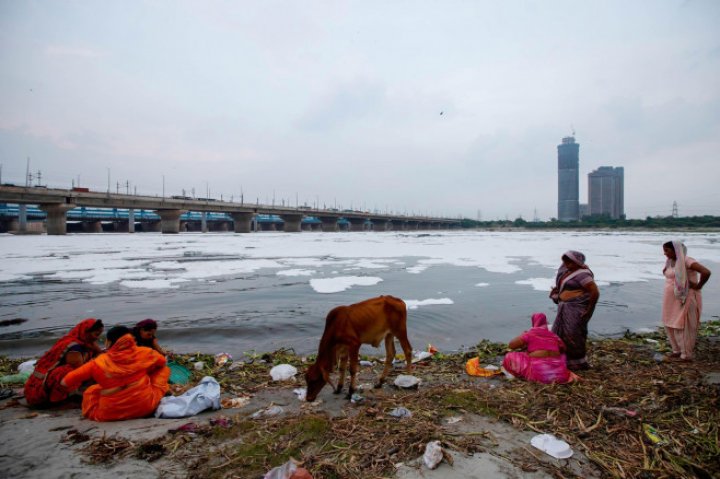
[1,323,718,479]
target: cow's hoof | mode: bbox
[333,387,343,395]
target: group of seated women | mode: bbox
[24,318,170,422]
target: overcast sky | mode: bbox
[1,1,718,220]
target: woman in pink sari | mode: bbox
[502,313,576,384]
[662,240,711,361]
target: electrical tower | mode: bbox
[672,201,678,218]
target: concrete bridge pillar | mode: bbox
[83,221,103,233]
[18,204,27,232]
[231,212,254,233]
[406,221,419,230]
[201,212,208,233]
[280,213,304,233]
[391,220,406,231]
[39,203,76,235]
[347,218,366,232]
[259,222,276,231]
[317,216,339,232]
[156,209,184,234]
[128,209,135,233]
[371,219,388,231]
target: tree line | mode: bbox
[461,215,720,229]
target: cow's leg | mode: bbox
[334,351,348,394]
[396,330,414,373]
[375,334,396,388]
[346,344,361,399]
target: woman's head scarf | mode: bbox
[562,251,586,268]
[531,312,548,328]
[667,240,689,305]
[33,318,102,375]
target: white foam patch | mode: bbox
[277,269,316,277]
[407,265,428,274]
[404,298,454,309]
[475,282,489,287]
[309,276,383,293]
[515,277,555,291]
[120,279,180,289]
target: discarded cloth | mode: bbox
[155,376,221,418]
[465,357,502,377]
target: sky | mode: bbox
[1,1,719,220]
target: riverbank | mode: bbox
[1,322,719,479]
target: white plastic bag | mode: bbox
[270,364,297,381]
[18,360,37,374]
[155,376,221,418]
[423,440,443,469]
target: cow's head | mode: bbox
[304,362,330,402]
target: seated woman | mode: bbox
[502,313,576,384]
[132,319,168,355]
[61,326,170,422]
[24,318,104,407]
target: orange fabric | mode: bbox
[465,357,502,377]
[63,334,169,422]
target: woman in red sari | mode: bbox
[24,318,104,407]
[62,326,170,422]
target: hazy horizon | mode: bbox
[1,1,719,220]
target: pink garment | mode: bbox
[502,312,573,384]
[502,352,574,384]
[662,255,702,359]
[521,313,565,354]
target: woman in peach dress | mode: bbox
[661,240,711,361]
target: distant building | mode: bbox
[579,203,589,219]
[588,166,624,219]
[557,136,579,221]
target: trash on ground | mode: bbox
[643,424,667,446]
[422,440,444,469]
[350,393,364,404]
[644,338,659,344]
[270,364,297,381]
[500,366,515,380]
[394,374,421,389]
[388,407,412,418]
[293,388,307,401]
[0,388,15,400]
[155,376,221,418]
[412,351,433,363]
[446,416,462,424]
[427,344,439,355]
[193,361,205,371]
[252,405,284,419]
[17,359,37,373]
[168,362,191,385]
[359,360,374,367]
[263,458,313,479]
[465,357,502,377]
[221,396,251,409]
[169,422,203,434]
[0,371,31,385]
[602,406,638,417]
[214,352,232,366]
[209,416,233,428]
[530,433,573,459]
[652,353,665,363]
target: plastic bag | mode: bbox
[155,376,221,418]
[18,360,37,374]
[270,364,297,381]
[423,440,443,469]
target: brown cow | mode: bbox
[305,295,413,402]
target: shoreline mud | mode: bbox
[1,322,719,479]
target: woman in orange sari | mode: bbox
[24,318,104,407]
[61,326,170,421]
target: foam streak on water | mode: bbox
[0,231,718,358]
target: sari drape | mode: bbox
[63,334,169,421]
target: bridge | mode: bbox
[0,185,462,235]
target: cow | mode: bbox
[304,295,413,402]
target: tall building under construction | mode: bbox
[557,136,579,221]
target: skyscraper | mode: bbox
[557,136,579,221]
[588,166,624,219]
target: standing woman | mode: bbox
[662,240,711,361]
[24,318,104,407]
[549,251,600,371]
